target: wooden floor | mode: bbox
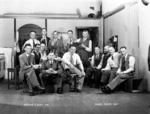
[0,80,150,114]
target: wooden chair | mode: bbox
[7,67,20,90]
[62,73,78,93]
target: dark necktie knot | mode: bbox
[111,55,114,60]
[33,39,35,47]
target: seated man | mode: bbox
[100,46,120,86]
[86,47,102,88]
[19,44,45,96]
[40,52,64,94]
[32,44,41,64]
[62,44,85,92]
[101,46,135,94]
[100,45,111,69]
[32,44,42,85]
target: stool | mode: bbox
[124,77,143,93]
[124,77,133,93]
[7,68,20,90]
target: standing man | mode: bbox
[62,44,85,92]
[19,44,45,96]
[37,28,51,49]
[40,43,48,62]
[65,30,76,51]
[101,46,135,94]
[100,46,120,86]
[49,31,64,56]
[76,30,92,69]
[22,31,40,50]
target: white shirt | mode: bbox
[23,39,40,49]
[104,52,120,70]
[40,51,47,61]
[62,52,84,71]
[120,54,135,70]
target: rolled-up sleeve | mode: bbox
[129,56,135,70]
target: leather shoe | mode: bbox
[29,92,36,96]
[101,86,112,94]
[35,86,45,94]
[57,87,63,94]
[76,89,82,93]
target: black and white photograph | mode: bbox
[0,0,149,114]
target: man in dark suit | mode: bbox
[40,52,65,94]
[86,47,102,88]
[19,44,45,96]
[37,28,50,49]
[32,44,42,85]
[32,44,41,64]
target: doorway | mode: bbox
[76,27,99,54]
[18,24,42,52]
[15,24,42,67]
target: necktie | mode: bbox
[27,55,31,65]
[121,57,126,71]
[45,38,47,47]
[70,54,74,65]
[111,55,114,60]
[33,39,35,48]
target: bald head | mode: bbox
[109,47,115,55]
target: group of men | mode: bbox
[86,46,135,94]
[19,28,91,96]
[19,28,135,96]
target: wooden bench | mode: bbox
[124,77,143,93]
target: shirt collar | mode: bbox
[49,60,54,63]
[124,54,128,59]
[25,53,30,57]
[69,52,74,56]
[42,35,46,38]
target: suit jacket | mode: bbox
[41,60,63,75]
[33,51,41,64]
[19,53,35,80]
[37,36,50,46]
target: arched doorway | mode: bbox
[15,24,42,67]
[18,24,42,52]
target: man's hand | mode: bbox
[118,72,124,75]
[82,71,85,76]
[51,70,57,74]
[54,57,62,61]
[96,64,102,69]
[116,69,121,75]
[101,68,106,72]
[81,44,86,49]
[32,64,39,69]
